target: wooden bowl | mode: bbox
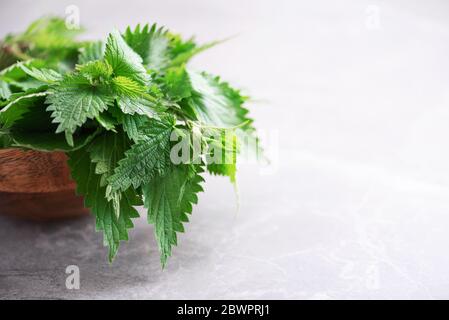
[0,149,90,220]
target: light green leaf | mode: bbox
[121,113,149,142]
[78,41,104,64]
[76,60,112,82]
[164,66,192,101]
[105,29,150,85]
[187,70,250,128]
[112,76,165,117]
[117,95,163,117]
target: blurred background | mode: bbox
[1,0,449,299]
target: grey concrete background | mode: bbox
[1,0,449,299]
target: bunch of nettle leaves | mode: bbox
[0,17,259,266]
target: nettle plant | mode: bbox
[0,17,259,266]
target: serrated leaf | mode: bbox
[78,41,104,64]
[123,24,169,70]
[121,113,149,142]
[186,71,260,158]
[105,29,150,85]
[107,116,175,193]
[21,64,63,83]
[76,60,112,82]
[68,146,139,262]
[0,85,47,107]
[142,163,204,267]
[45,73,113,146]
[187,70,250,128]
[88,130,130,186]
[111,76,165,117]
[0,60,44,80]
[0,60,49,91]
[123,24,218,72]
[117,95,164,117]
[0,17,260,267]
[112,75,146,97]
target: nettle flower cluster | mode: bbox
[0,17,259,266]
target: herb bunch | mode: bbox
[0,17,258,266]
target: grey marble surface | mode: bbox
[1,0,449,299]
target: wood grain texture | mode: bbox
[0,149,76,193]
[0,149,89,220]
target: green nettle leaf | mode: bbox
[116,95,159,117]
[88,130,130,186]
[120,113,150,142]
[0,17,259,267]
[123,24,219,72]
[76,60,112,82]
[107,116,175,193]
[111,75,164,117]
[104,29,151,85]
[143,26,169,70]
[187,70,251,128]
[143,163,204,266]
[164,66,192,101]
[0,79,12,99]
[123,24,169,69]
[0,92,48,128]
[96,111,117,132]
[112,75,146,97]
[20,65,63,83]
[78,41,105,64]
[46,73,113,146]
[0,60,48,91]
[5,93,99,152]
[0,60,42,80]
[68,148,139,262]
